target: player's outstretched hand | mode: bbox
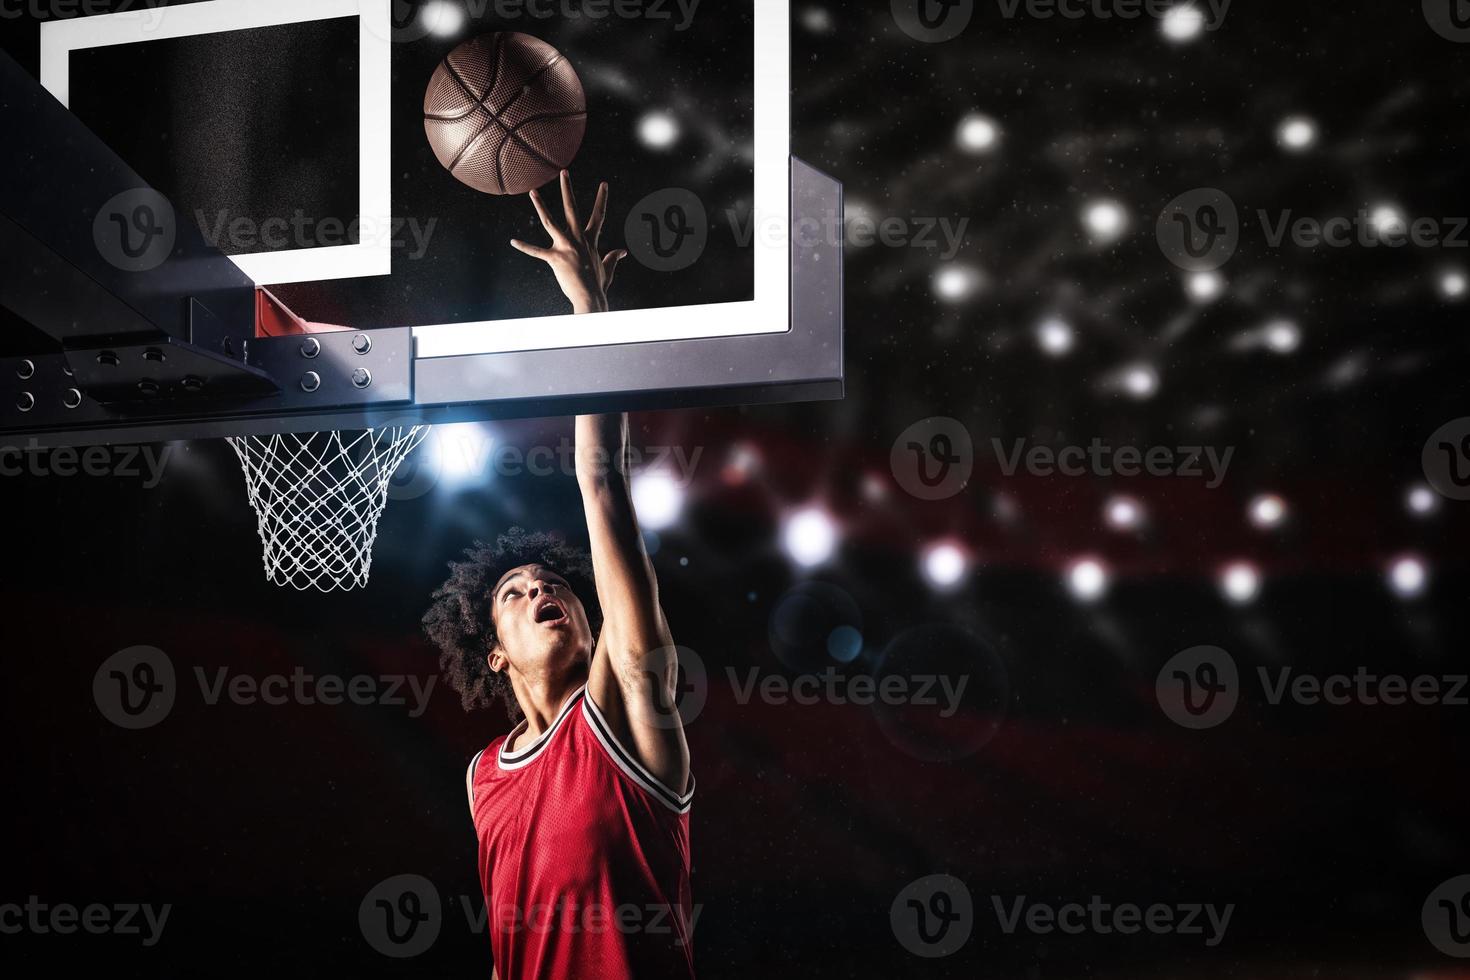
[510,170,628,315]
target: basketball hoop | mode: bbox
[228,426,430,592]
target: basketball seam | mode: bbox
[453,123,512,193]
[433,33,504,122]
[446,52,574,188]
[491,111,585,188]
[496,110,587,181]
[498,121,577,177]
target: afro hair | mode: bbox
[422,527,600,720]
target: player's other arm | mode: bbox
[576,412,689,796]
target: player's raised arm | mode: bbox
[574,412,689,796]
[509,172,689,795]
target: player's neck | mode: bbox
[512,667,589,745]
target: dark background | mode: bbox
[4,1,1470,977]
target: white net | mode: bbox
[227,426,431,592]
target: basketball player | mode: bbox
[423,172,695,979]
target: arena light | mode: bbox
[637,110,681,150]
[1248,493,1288,530]
[1186,270,1225,304]
[420,1,466,37]
[1263,318,1302,354]
[1122,364,1160,400]
[956,113,1001,154]
[1037,317,1075,356]
[1219,561,1261,605]
[782,507,838,569]
[1104,495,1145,531]
[1083,199,1129,244]
[1438,268,1467,301]
[920,541,970,592]
[631,470,686,531]
[1387,554,1429,599]
[1369,204,1407,238]
[1160,4,1206,43]
[1405,484,1440,517]
[424,422,497,490]
[1066,557,1110,604]
[1276,116,1318,152]
[934,264,985,302]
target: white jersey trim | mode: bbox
[581,693,694,815]
[497,686,586,771]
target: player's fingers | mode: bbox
[601,248,627,289]
[528,189,562,241]
[585,181,609,243]
[560,170,582,240]
[510,239,553,260]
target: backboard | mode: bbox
[0,0,843,448]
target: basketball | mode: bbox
[424,32,587,196]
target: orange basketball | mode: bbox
[423,32,587,196]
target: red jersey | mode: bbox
[469,686,696,979]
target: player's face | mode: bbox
[488,564,593,680]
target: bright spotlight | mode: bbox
[1067,557,1109,603]
[421,0,466,37]
[1369,204,1407,238]
[1438,268,1467,301]
[425,422,495,489]
[1406,484,1439,517]
[920,542,970,591]
[1083,199,1129,243]
[631,471,685,531]
[782,508,838,568]
[637,111,681,150]
[800,6,834,33]
[1276,116,1318,152]
[1263,318,1302,354]
[1248,493,1288,529]
[1161,4,1206,42]
[1122,364,1160,400]
[1037,317,1075,356]
[1104,496,1145,531]
[934,265,984,302]
[1219,561,1261,605]
[1187,270,1226,303]
[1388,555,1429,599]
[956,113,1001,154]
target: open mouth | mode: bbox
[532,597,568,626]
